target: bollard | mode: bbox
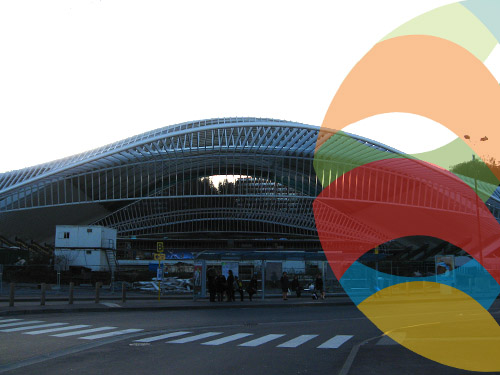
[69,282,74,305]
[9,283,14,307]
[95,282,101,304]
[122,282,126,303]
[40,283,46,306]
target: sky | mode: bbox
[0,0,457,173]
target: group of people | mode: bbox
[207,270,259,302]
[280,272,325,300]
[208,269,326,302]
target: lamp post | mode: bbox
[464,135,488,265]
[473,154,484,265]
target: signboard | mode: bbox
[265,261,281,283]
[154,253,166,261]
[194,262,202,288]
[221,262,239,278]
[149,262,159,271]
[435,255,455,292]
[435,255,455,277]
[193,261,203,299]
[156,265,163,281]
[156,242,164,253]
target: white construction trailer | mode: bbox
[54,225,117,272]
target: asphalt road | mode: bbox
[0,305,499,375]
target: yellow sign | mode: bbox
[154,253,166,261]
[156,242,164,253]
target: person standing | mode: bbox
[291,275,301,298]
[207,268,216,302]
[216,272,225,302]
[227,270,235,302]
[280,272,289,300]
[315,273,325,300]
[235,276,244,301]
[247,275,258,301]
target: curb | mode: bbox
[0,300,354,316]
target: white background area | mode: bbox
[0,0,456,172]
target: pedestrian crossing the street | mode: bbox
[133,331,355,350]
[135,331,192,343]
[238,334,285,347]
[0,317,358,350]
[80,328,144,340]
[0,320,44,329]
[1,323,68,333]
[202,333,253,346]
[0,318,143,340]
[25,325,91,335]
[277,334,318,348]
[167,332,222,344]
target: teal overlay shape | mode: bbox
[462,0,500,42]
[340,259,500,310]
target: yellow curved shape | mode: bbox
[358,282,500,372]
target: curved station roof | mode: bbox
[0,117,499,246]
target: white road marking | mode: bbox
[376,333,406,346]
[51,327,117,337]
[80,328,144,340]
[238,334,286,347]
[0,319,25,325]
[167,332,222,344]
[201,333,253,346]
[134,331,192,343]
[1,323,68,333]
[23,325,91,335]
[0,320,43,328]
[101,303,121,308]
[277,334,318,348]
[317,335,353,349]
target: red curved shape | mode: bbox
[313,158,500,282]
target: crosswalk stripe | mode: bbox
[0,319,23,324]
[51,327,117,337]
[101,303,121,308]
[317,335,353,349]
[376,333,406,346]
[80,328,144,340]
[0,323,68,333]
[201,333,253,346]
[167,332,222,344]
[134,331,192,343]
[238,334,286,347]
[23,325,91,335]
[277,335,318,348]
[0,320,43,328]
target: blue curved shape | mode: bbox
[462,0,500,42]
[340,259,500,310]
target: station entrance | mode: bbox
[191,251,341,300]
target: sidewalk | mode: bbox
[0,295,354,316]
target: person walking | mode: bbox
[235,276,244,301]
[280,272,289,300]
[227,270,235,302]
[291,275,301,298]
[247,275,258,301]
[315,273,325,300]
